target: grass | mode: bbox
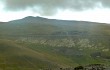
[0,36,110,69]
[0,17,110,69]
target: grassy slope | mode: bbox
[0,17,110,36]
[0,17,110,69]
[18,41,110,66]
[0,39,109,69]
[0,39,79,70]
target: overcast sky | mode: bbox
[0,0,110,23]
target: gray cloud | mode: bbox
[3,0,110,15]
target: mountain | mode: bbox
[0,16,110,36]
[0,16,110,69]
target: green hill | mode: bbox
[0,39,79,70]
[0,16,110,36]
[0,16,110,69]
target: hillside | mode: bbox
[0,16,110,36]
[0,16,110,69]
[0,39,79,70]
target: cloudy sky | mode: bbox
[0,0,110,23]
